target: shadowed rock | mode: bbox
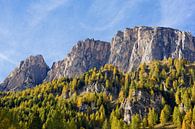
[0,55,50,91]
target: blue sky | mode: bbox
[0,0,195,81]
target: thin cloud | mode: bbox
[79,9,124,31]
[159,0,195,28]
[28,0,69,27]
[79,0,139,31]
[0,53,16,65]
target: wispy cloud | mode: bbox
[80,0,140,31]
[28,0,69,27]
[0,53,16,65]
[159,0,195,28]
[79,11,123,31]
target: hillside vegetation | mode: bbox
[0,58,195,129]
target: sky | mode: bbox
[0,0,195,81]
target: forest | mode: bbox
[0,58,195,129]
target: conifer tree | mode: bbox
[193,106,195,123]
[160,109,166,125]
[102,119,110,129]
[130,114,141,129]
[192,85,195,103]
[159,105,171,125]
[173,106,182,128]
[147,108,158,128]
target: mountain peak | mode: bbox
[0,55,50,91]
[45,39,110,81]
[1,26,195,91]
[109,26,195,71]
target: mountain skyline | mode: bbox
[1,0,195,81]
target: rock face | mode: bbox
[45,39,110,81]
[122,89,163,124]
[46,26,195,81]
[2,26,195,91]
[109,26,195,71]
[0,55,50,91]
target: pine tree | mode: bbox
[91,70,96,80]
[130,114,141,129]
[68,119,77,129]
[160,105,171,124]
[147,108,158,128]
[182,110,192,129]
[182,91,191,110]
[182,119,187,129]
[160,109,166,125]
[192,85,195,103]
[139,63,146,83]
[193,106,195,123]
[71,78,77,90]
[163,105,171,120]
[113,67,117,79]
[173,106,182,128]
[110,116,122,129]
[161,97,166,106]
[141,117,148,129]
[99,105,106,124]
[106,79,110,88]
[102,119,110,129]
[175,90,181,105]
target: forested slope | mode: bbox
[0,58,195,129]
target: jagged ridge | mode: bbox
[1,26,195,91]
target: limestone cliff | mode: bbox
[46,26,195,80]
[109,26,195,71]
[0,55,49,91]
[45,38,110,81]
[2,26,195,91]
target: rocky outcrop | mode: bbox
[0,55,50,91]
[122,89,163,123]
[80,82,107,94]
[45,38,110,81]
[109,26,195,71]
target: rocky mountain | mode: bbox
[45,38,110,81]
[47,26,195,80]
[0,55,49,91]
[1,26,195,128]
[1,26,195,91]
[109,26,195,71]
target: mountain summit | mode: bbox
[46,26,195,79]
[1,26,195,91]
[109,26,195,72]
[0,55,49,91]
[45,38,110,81]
